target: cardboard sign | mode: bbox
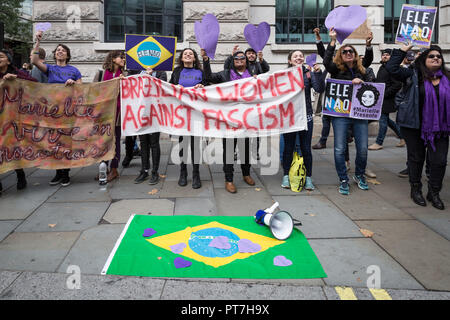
[126,34,177,71]
[323,79,385,120]
[121,67,308,138]
[395,4,437,48]
[0,79,119,174]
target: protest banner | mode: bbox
[395,4,437,48]
[0,78,119,174]
[121,67,307,138]
[126,34,177,71]
[322,79,384,120]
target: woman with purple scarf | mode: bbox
[386,43,449,210]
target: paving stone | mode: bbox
[0,271,21,295]
[103,199,174,223]
[165,164,211,182]
[0,231,80,272]
[174,197,216,216]
[273,195,363,239]
[356,220,450,291]
[386,289,450,300]
[58,224,126,275]
[108,175,163,200]
[308,238,424,290]
[0,272,165,300]
[319,184,412,220]
[16,202,109,232]
[47,182,111,203]
[0,221,21,242]
[161,280,326,300]
[214,188,274,216]
[159,180,214,198]
[401,206,450,241]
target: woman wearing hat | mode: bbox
[0,49,37,194]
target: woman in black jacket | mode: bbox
[202,50,256,194]
[385,43,449,210]
[169,48,208,189]
[322,28,374,195]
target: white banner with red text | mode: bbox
[120,66,307,138]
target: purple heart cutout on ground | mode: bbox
[238,239,261,253]
[273,255,293,267]
[244,22,270,53]
[174,257,192,269]
[209,236,231,249]
[142,228,156,237]
[194,14,220,59]
[170,242,187,254]
[325,5,367,44]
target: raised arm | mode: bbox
[201,49,225,84]
[385,43,415,82]
[362,32,374,68]
[30,31,48,74]
[313,28,325,59]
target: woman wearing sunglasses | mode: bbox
[323,28,374,195]
[386,43,449,210]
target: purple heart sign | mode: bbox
[194,14,220,59]
[306,54,317,68]
[325,5,367,44]
[244,22,270,53]
[36,22,52,32]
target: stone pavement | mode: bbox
[0,129,449,301]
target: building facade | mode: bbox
[32,0,449,82]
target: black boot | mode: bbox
[192,165,201,189]
[178,164,188,187]
[427,185,444,210]
[410,183,426,207]
[16,169,27,190]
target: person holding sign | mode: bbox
[385,43,449,210]
[31,31,82,187]
[281,50,325,190]
[323,28,374,195]
[170,48,208,189]
[202,50,256,194]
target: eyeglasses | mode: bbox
[427,54,442,60]
[234,56,246,60]
[342,49,354,55]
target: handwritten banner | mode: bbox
[395,4,437,48]
[0,78,119,174]
[121,67,307,138]
[323,78,385,120]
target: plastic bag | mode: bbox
[289,152,306,192]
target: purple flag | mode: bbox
[194,14,220,59]
[325,5,367,44]
[244,22,270,52]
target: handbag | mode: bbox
[288,152,306,192]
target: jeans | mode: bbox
[282,119,313,176]
[332,117,368,181]
[319,115,331,145]
[279,133,301,163]
[401,127,448,191]
[139,132,160,173]
[376,113,403,145]
[222,138,251,182]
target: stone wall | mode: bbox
[32,0,449,82]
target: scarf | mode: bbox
[229,68,252,81]
[421,70,450,151]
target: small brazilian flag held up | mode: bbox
[125,34,177,71]
[102,215,327,279]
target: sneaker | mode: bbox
[368,143,383,150]
[312,142,326,149]
[60,175,71,187]
[398,168,408,178]
[339,180,350,195]
[49,172,62,186]
[281,175,290,189]
[134,171,149,184]
[353,175,369,190]
[304,176,315,191]
[148,172,159,185]
[396,139,406,147]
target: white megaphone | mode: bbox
[254,202,301,240]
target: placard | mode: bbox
[395,4,437,48]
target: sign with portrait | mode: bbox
[395,4,437,48]
[323,79,385,121]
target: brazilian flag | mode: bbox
[102,215,327,279]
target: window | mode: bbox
[105,0,182,42]
[276,0,333,43]
[385,0,438,43]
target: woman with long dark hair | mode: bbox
[169,48,207,189]
[281,50,325,190]
[386,43,449,210]
[0,49,37,194]
[323,28,374,195]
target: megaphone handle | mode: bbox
[293,218,302,226]
[265,202,279,214]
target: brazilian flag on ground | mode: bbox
[102,215,327,279]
